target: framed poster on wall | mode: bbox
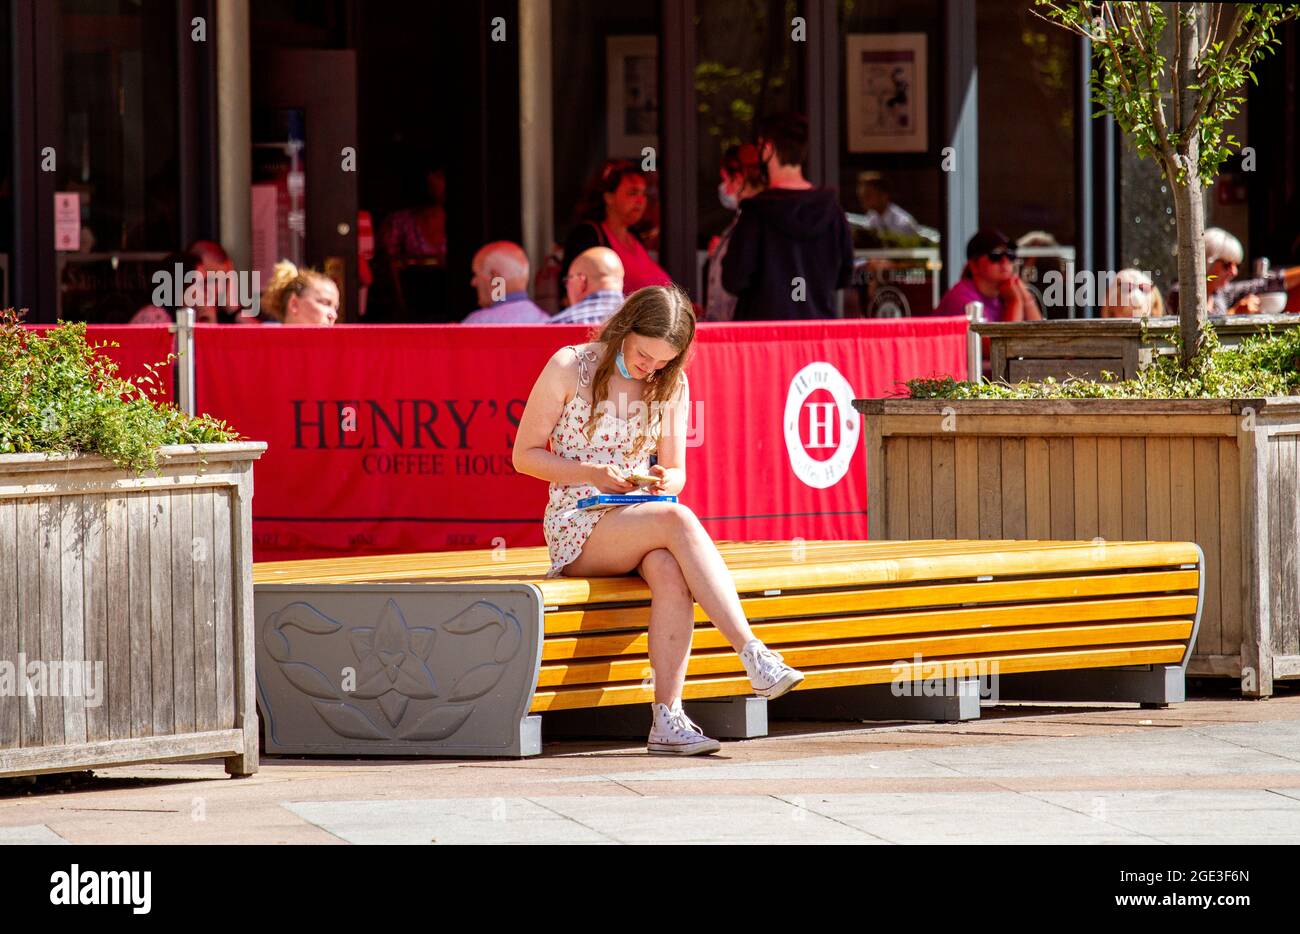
[606,35,658,158]
[845,33,928,153]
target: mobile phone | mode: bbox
[625,471,659,487]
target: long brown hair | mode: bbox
[580,285,695,462]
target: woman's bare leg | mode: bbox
[560,503,757,653]
[636,549,696,704]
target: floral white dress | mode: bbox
[542,345,665,578]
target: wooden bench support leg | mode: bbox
[994,664,1186,708]
[543,705,652,740]
[224,752,256,778]
[683,697,768,738]
[544,697,768,740]
[770,678,983,723]
[515,716,543,756]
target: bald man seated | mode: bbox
[549,247,627,325]
[463,241,551,323]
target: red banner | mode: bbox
[194,319,966,561]
[28,325,176,403]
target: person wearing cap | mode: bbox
[933,228,1042,321]
[704,143,765,321]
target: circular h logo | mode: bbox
[784,362,860,489]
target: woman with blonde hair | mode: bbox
[513,285,804,756]
[1100,268,1161,318]
[260,260,340,325]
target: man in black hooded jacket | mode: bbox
[722,113,855,320]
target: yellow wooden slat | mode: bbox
[261,539,987,582]
[542,593,1199,660]
[529,643,1190,711]
[542,568,1201,635]
[535,620,1195,687]
[254,538,1203,594]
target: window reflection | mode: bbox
[57,0,179,254]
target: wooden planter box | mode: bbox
[856,398,1300,696]
[973,315,1300,383]
[0,442,266,778]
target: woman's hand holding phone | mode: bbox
[643,464,670,494]
[589,464,637,493]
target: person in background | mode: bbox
[704,143,764,322]
[1101,268,1163,318]
[378,163,448,265]
[463,241,550,323]
[550,247,626,325]
[854,171,923,239]
[189,239,245,323]
[260,260,339,325]
[722,112,855,320]
[1013,230,1058,301]
[370,156,449,321]
[561,160,672,298]
[1167,227,1300,316]
[934,228,1042,321]
[131,249,196,323]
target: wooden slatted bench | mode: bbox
[252,539,1203,758]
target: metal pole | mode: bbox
[965,300,984,383]
[518,0,554,281]
[1075,35,1094,319]
[175,307,196,415]
[216,0,252,272]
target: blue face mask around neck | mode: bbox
[615,340,634,379]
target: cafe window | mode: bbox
[1,0,12,307]
[53,0,181,321]
[976,0,1078,312]
[838,0,942,317]
[695,0,806,257]
[551,0,662,250]
[56,0,180,253]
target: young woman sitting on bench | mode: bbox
[513,285,804,755]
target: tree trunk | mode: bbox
[1172,173,1207,369]
[1173,2,1207,370]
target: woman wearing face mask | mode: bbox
[512,286,806,755]
[705,144,764,322]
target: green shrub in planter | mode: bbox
[910,325,1300,400]
[0,309,241,471]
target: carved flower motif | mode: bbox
[348,599,438,726]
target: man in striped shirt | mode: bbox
[549,248,626,325]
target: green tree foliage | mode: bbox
[1033,2,1297,366]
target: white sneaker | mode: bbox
[647,701,722,756]
[740,639,805,699]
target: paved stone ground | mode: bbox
[3,684,1298,844]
